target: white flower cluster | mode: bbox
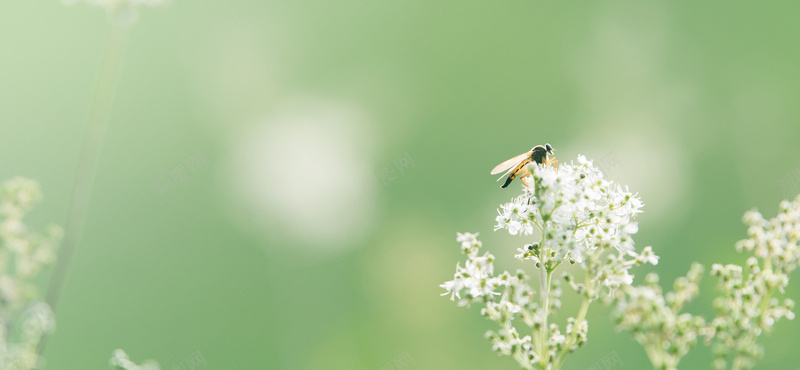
[495,155,643,254]
[707,194,800,370]
[612,264,705,370]
[495,156,655,299]
[612,194,800,370]
[0,178,62,370]
[439,233,501,305]
[109,349,160,370]
[441,156,656,369]
[440,233,541,368]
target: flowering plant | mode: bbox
[440,155,658,369]
[614,196,800,370]
[611,264,705,369]
[610,193,800,370]
[706,196,800,369]
[0,178,62,370]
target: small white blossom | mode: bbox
[439,233,506,306]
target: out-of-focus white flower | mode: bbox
[614,193,800,370]
[0,178,62,370]
[613,265,705,370]
[629,246,659,265]
[0,178,41,219]
[708,193,800,370]
[109,349,160,370]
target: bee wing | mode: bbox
[490,151,531,175]
[495,164,519,182]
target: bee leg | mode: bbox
[546,157,559,173]
[518,169,532,188]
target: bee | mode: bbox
[490,143,557,188]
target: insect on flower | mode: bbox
[490,143,557,188]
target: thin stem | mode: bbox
[531,218,543,233]
[505,321,534,370]
[731,355,744,370]
[40,24,129,354]
[538,252,551,368]
[656,333,668,369]
[642,340,663,369]
[731,257,774,370]
[552,281,592,369]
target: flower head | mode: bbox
[494,155,654,298]
[441,155,656,369]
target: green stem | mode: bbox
[758,259,775,313]
[731,355,744,370]
[538,253,551,368]
[656,334,669,369]
[41,24,129,355]
[731,257,774,370]
[552,283,592,369]
[506,321,534,370]
[643,341,662,369]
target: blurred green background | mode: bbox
[2,0,800,369]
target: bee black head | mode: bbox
[531,145,548,164]
[544,143,554,155]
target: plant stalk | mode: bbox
[40,23,130,357]
[552,279,592,369]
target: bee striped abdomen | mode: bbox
[501,158,531,188]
